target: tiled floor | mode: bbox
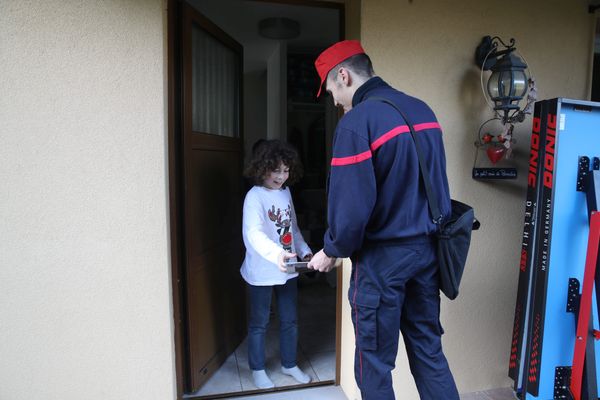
[189,272,337,398]
[230,385,347,399]
[461,387,517,399]
[228,386,516,400]
[185,272,517,400]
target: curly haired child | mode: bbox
[240,139,313,389]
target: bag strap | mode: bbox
[367,96,443,225]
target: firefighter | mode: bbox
[308,40,459,400]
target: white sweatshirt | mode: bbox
[240,185,311,286]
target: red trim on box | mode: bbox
[570,212,600,400]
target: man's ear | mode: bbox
[338,67,351,86]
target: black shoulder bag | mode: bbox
[369,97,480,300]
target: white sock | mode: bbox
[252,369,274,389]
[281,365,311,384]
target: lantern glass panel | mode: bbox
[487,72,500,99]
[513,71,527,97]
[500,72,513,97]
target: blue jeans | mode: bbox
[247,278,298,370]
[350,237,459,400]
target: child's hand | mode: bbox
[278,251,297,272]
[302,254,313,262]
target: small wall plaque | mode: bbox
[472,167,518,180]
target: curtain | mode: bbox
[191,24,239,137]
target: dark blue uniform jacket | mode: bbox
[323,77,451,258]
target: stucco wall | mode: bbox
[340,1,594,399]
[0,1,174,399]
[1,0,594,399]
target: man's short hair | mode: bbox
[327,53,375,82]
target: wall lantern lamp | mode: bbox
[472,36,537,180]
[475,36,530,124]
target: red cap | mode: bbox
[314,40,365,97]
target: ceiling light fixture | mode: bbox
[258,17,300,40]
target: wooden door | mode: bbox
[181,3,246,392]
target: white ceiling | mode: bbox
[188,0,340,72]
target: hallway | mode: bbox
[190,272,337,398]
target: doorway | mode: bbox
[168,0,344,398]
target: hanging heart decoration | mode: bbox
[486,145,505,164]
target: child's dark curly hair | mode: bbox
[244,140,303,186]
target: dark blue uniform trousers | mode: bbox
[349,237,459,400]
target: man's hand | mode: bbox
[277,251,297,272]
[302,253,313,262]
[308,249,336,272]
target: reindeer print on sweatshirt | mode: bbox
[267,204,293,253]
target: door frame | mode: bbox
[168,0,345,397]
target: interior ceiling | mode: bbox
[188,0,340,73]
[190,0,599,73]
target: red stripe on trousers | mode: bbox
[353,258,362,384]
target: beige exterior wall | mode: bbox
[0,1,174,400]
[340,1,594,399]
[1,0,595,399]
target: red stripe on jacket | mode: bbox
[331,121,441,166]
[370,125,410,151]
[330,149,373,166]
